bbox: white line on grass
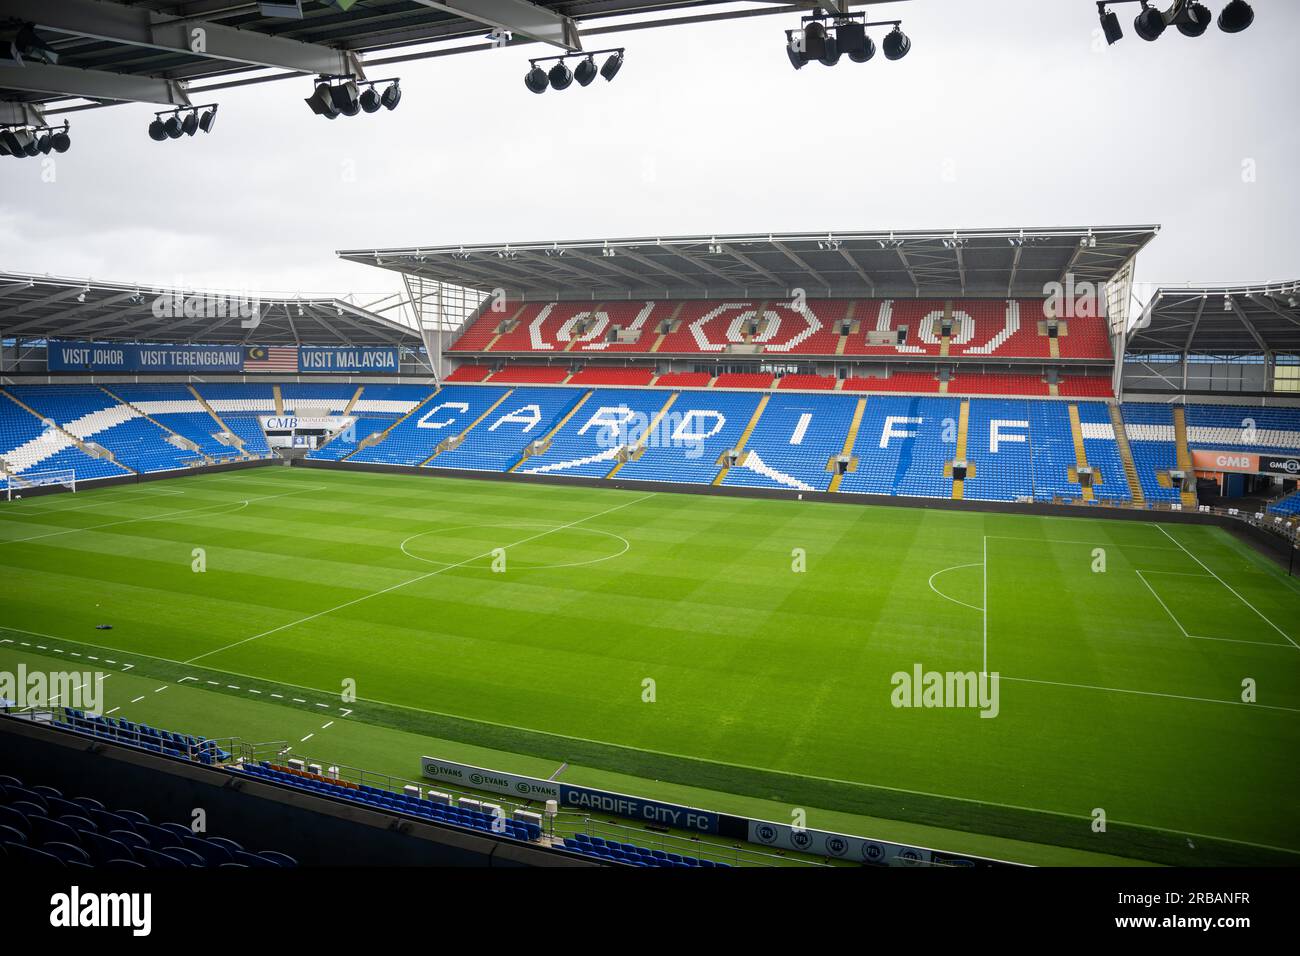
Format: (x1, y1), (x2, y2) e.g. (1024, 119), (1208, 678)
(0, 486), (324, 545)
(982, 535), (988, 673)
(1153, 524), (1299, 650)
(182, 491), (659, 665)
(1003, 675), (1300, 714)
(927, 563), (983, 612)
(1136, 570), (1296, 649)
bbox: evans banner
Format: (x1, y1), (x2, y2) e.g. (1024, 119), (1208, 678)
(420, 756), (560, 802)
(298, 346), (400, 373)
(48, 340), (244, 372)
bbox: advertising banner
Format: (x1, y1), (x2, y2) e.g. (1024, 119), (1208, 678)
(1191, 449), (1300, 478)
(48, 340), (244, 372)
(299, 346), (400, 373)
(558, 784), (718, 833)
(747, 819), (937, 865)
(419, 756), (560, 802)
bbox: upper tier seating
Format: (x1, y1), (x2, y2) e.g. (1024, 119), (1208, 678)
(1057, 375), (1113, 398)
(776, 373), (837, 390)
(567, 367), (655, 386)
(444, 365), (492, 383)
(652, 372), (711, 388)
(0, 769), (296, 869)
(842, 372), (940, 393)
(486, 365), (570, 384)
(713, 372), (775, 390)
(946, 372), (1049, 396)
(1183, 404), (1300, 454)
(450, 298), (1113, 359)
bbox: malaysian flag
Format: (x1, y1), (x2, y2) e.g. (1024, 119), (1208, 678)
(244, 346), (299, 372)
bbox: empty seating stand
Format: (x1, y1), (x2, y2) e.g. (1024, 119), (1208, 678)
(236, 762), (541, 844)
(561, 832), (732, 868)
(0, 770), (295, 868)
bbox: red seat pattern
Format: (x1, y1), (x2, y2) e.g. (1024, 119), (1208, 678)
(947, 372), (1049, 396)
(1057, 315), (1112, 359)
(713, 372), (774, 389)
(444, 365), (491, 383)
(777, 374), (837, 390)
(653, 372), (712, 388)
(449, 298), (1113, 360)
(842, 372), (940, 393)
(567, 366), (655, 386)
(485, 364), (570, 384)
(1057, 375), (1113, 397)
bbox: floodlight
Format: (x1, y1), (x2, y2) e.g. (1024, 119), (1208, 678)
(36, 131), (52, 154)
(1099, 7), (1124, 44)
(198, 108), (218, 133)
(600, 50), (623, 81)
(1218, 0), (1253, 33)
(331, 80), (361, 115)
(182, 111), (199, 136)
(525, 64), (549, 93)
(1175, 1), (1212, 36)
(574, 56), (598, 87)
(49, 128), (70, 153)
(360, 87), (382, 113)
(305, 82), (340, 118)
(549, 60), (573, 91)
(164, 115), (184, 139)
(0, 128), (30, 155)
(786, 31), (807, 70)
(1134, 2), (1167, 40)
(381, 81), (401, 110)
(882, 25), (911, 59)
(148, 118), (167, 141)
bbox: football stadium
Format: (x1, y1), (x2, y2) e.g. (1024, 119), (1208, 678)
(0, 0), (1296, 916)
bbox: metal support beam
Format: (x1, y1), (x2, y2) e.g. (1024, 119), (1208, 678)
(9, 0), (362, 77)
(408, 0), (582, 51)
(0, 64), (191, 106)
(0, 101), (47, 126)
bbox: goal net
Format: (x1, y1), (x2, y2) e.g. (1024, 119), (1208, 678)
(4, 468), (76, 501)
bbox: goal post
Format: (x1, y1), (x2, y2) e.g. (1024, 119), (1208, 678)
(4, 468), (76, 501)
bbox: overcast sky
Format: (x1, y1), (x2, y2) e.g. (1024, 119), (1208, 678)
(1, 0), (1296, 305)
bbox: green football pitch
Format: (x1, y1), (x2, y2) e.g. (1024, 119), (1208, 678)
(2, 466), (1297, 866)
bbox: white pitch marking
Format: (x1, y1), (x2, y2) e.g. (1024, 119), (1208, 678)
(1137, 570), (1295, 648)
(130, 696), (145, 704)
(1003, 675), (1300, 714)
(1153, 524), (1299, 650)
(927, 563), (984, 612)
(185, 492), (658, 665)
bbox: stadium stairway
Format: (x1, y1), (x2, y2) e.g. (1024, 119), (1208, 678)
(1066, 404), (1094, 502)
(421, 388), (516, 465)
(951, 399), (970, 500)
(825, 397), (867, 492)
(1107, 405), (1144, 506)
(340, 386), (444, 463)
(713, 393), (769, 485)
(1171, 406), (1200, 507)
(99, 385), (214, 465)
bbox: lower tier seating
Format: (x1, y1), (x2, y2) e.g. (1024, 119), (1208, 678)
(0, 770), (295, 868)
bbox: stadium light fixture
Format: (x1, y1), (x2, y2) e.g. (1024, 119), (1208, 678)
(1218, 0), (1253, 32)
(1134, 2), (1167, 40)
(305, 82), (340, 118)
(381, 80), (401, 110)
(523, 49), (624, 94)
(148, 105), (219, 143)
(0, 121), (69, 159)
(574, 56), (598, 87)
(1098, 6), (1125, 43)
(1094, 1), (1252, 44)
(786, 16), (906, 70)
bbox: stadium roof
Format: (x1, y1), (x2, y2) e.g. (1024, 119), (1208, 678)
(339, 225), (1160, 300)
(0, 1), (899, 121)
(0, 272), (417, 346)
(1127, 282), (1300, 356)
